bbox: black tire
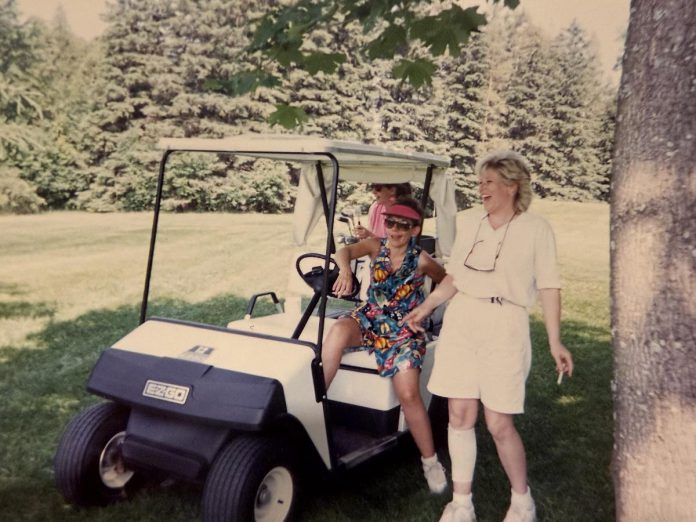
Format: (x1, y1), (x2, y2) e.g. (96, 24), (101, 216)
(202, 435), (298, 522)
(54, 402), (139, 506)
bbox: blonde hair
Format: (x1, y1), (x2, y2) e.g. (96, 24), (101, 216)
(476, 150), (533, 213)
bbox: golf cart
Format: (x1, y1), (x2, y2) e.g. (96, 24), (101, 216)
(54, 135), (456, 521)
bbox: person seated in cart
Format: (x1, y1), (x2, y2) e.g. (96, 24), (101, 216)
(322, 197), (448, 494)
(355, 182), (412, 239)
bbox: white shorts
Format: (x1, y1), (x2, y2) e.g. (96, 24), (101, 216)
(427, 293), (532, 414)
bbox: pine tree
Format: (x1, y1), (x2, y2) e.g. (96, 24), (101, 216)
(16, 8), (95, 209)
(80, 0), (294, 212)
(547, 22), (605, 200)
(285, 18), (374, 141)
(595, 87), (616, 202)
(501, 14), (562, 198)
(0, 0), (46, 212)
(442, 31), (489, 207)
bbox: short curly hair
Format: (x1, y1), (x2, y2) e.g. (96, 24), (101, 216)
(476, 150), (533, 213)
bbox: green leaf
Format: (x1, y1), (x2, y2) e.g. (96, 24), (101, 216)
(304, 52), (347, 75)
(366, 24), (408, 59)
(343, 0), (396, 32)
(392, 58), (437, 88)
(411, 16), (460, 56)
(268, 104), (309, 129)
(410, 6), (488, 57)
(271, 40), (304, 67)
(248, 17), (278, 51)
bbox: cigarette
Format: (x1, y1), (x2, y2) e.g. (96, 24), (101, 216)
(557, 371), (564, 385)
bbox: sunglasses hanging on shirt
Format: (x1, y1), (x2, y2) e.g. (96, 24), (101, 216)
(463, 213), (516, 272)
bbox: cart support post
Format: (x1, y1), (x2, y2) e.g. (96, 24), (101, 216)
(140, 150), (171, 324)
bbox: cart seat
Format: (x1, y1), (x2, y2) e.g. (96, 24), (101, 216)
(226, 313), (376, 370)
(226, 311), (434, 420)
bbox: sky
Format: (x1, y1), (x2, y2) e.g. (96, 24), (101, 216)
(17, 0), (630, 82)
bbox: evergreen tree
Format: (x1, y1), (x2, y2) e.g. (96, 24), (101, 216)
(80, 0), (293, 212)
(16, 8), (95, 209)
(595, 87), (616, 202)
(285, 18), (373, 141)
(442, 31), (489, 207)
(0, 0), (46, 212)
(501, 14), (562, 198)
(547, 22), (605, 200)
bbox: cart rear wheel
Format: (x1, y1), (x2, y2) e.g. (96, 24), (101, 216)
(54, 402), (139, 506)
(202, 435), (298, 522)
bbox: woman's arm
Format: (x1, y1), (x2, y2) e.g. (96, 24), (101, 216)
(332, 238), (379, 297)
(402, 274), (458, 332)
(418, 251), (446, 284)
(539, 288), (573, 377)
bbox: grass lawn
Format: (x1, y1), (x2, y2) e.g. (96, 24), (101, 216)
(0, 199), (612, 521)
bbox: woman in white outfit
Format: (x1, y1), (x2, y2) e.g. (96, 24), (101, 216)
(404, 151), (573, 522)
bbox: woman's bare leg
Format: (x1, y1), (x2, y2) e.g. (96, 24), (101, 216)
(483, 406), (528, 494)
(321, 318), (362, 389)
(392, 369), (434, 457)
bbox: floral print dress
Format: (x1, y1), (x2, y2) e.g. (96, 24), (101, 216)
(349, 238), (426, 377)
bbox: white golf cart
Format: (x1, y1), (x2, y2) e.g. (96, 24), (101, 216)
(54, 135), (456, 521)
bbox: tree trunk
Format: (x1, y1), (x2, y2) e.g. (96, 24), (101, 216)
(611, 0), (696, 520)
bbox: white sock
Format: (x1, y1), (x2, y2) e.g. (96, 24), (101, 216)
(421, 454), (439, 466)
(453, 492), (473, 506)
(511, 487), (533, 507)
(448, 425), (476, 483)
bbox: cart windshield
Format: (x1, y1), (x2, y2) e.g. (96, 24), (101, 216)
(142, 136), (454, 342)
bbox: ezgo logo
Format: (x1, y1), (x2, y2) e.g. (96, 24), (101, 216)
(142, 380), (189, 405)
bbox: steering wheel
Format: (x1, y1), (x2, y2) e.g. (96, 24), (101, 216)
(295, 253), (360, 299)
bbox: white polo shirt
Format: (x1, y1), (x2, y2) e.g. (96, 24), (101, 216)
(447, 210), (561, 309)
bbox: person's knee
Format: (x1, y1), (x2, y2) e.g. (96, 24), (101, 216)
(448, 401), (477, 429)
(485, 414), (516, 441)
(396, 386), (421, 407)
(324, 320), (356, 356)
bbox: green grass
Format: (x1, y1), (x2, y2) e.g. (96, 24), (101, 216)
(0, 200), (612, 521)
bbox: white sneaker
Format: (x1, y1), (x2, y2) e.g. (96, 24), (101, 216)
(422, 458), (447, 494)
(502, 499), (537, 522)
(438, 500), (476, 522)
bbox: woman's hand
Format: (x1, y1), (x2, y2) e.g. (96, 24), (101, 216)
(402, 304), (434, 333)
(550, 341), (574, 377)
(354, 225), (370, 240)
(332, 269), (354, 297)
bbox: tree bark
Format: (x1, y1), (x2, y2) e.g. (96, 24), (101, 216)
(611, 0), (696, 519)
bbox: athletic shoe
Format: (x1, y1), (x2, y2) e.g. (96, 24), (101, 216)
(438, 500), (476, 522)
(422, 458), (447, 493)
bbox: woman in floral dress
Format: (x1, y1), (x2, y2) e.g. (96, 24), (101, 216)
(322, 197), (448, 494)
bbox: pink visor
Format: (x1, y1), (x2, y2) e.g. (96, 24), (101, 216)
(382, 204), (421, 222)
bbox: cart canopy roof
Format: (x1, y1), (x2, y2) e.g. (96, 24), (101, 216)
(157, 134), (457, 255)
(157, 134), (450, 182)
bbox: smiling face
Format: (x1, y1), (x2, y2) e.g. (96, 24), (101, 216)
(384, 216), (420, 248)
(479, 167), (517, 216)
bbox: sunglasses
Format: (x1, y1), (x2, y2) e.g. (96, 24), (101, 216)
(463, 214), (514, 272)
(370, 184), (384, 191)
(384, 217), (414, 231)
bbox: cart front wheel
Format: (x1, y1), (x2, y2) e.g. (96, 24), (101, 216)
(202, 435), (298, 522)
(54, 402), (139, 506)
